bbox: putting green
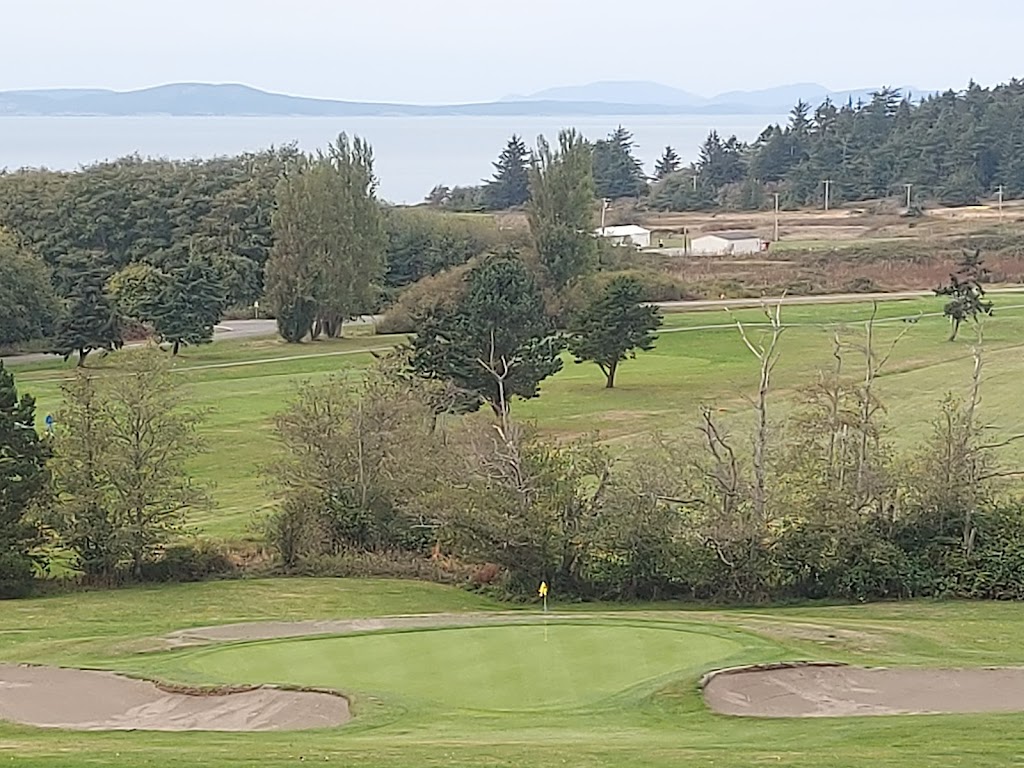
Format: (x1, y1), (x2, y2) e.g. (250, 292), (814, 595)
(167, 621), (742, 711)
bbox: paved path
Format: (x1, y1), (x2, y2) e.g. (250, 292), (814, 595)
(5, 291), (1022, 366)
(2, 316), (381, 366)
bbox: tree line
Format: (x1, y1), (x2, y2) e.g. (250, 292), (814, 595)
(431, 80), (1024, 213)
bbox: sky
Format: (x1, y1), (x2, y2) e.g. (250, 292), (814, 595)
(2, 0), (1020, 103)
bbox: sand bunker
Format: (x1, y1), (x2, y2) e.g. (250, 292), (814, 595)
(0, 664), (350, 731)
(703, 663), (1024, 717)
(162, 612), (569, 647)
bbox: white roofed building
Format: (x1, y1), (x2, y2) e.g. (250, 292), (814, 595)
(594, 224), (652, 249)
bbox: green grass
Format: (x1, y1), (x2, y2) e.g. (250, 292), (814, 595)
(8, 294), (1024, 540)
(142, 622), (746, 711)
(9, 579), (1024, 766)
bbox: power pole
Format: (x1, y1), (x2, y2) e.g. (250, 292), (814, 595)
(600, 198), (609, 234)
(998, 185), (1005, 221)
(692, 174), (698, 192)
(905, 183), (913, 209)
(823, 179), (832, 211)
(773, 192), (780, 242)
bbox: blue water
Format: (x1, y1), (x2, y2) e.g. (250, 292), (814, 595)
(0, 114), (781, 204)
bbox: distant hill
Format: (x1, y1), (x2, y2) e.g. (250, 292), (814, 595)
(503, 80), (708, 106)
(0, 81), (933, 118)
(512, 81), (930, 112)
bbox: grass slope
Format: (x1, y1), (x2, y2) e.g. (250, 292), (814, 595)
(8, 294), (1024, 540)
(7, 579), (1024, 767)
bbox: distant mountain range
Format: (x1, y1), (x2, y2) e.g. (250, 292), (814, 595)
(0, 81), (933, 118)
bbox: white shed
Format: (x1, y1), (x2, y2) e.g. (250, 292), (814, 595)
(594, 224), (652, 249)
(689, 231), (766, 256)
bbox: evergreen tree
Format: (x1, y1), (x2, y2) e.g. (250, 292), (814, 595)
(410, 253), (564, 415)
(148, 259), (227, 355)
(527, 129), (597, 290)
(52, 265), (123, 366)
(697, 131), (747, 193)
(935, 249), (994, 341)
(592, 126), (648, 199)
(0, 362), (49, 598)
(653, 146), (681, 180)
(568, 277), (662, 388)
(483, 135), (530, 210)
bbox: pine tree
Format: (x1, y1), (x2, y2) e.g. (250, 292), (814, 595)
(52, 265), (123, 366)
(410, 253), (564, 415)
(654, 146), (681, 180)
(149, 258), (227, 355)
(592, 126), (648, 199)
(0, 362), (50, 597)
(568, 277), (662, 388)
(935, 249), (993, 341)
(483, 135), (530, 210)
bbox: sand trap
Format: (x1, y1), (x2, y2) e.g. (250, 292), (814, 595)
(703, 663), (1024, 717)
(162, 612), (569, 647)
(0, 664), (350, 731)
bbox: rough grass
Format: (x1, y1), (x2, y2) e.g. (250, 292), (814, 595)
(8, 579), (1024, 767)
(8, 294), (1024, 541)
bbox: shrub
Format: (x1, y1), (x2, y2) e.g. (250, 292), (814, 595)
(0, 552), (34, 599)
(139, 543), (237, 583)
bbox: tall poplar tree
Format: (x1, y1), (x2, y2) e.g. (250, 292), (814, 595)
(265, 134), (385, 342)
(527, 129), (597, 290)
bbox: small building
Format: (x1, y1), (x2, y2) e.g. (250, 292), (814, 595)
(594, 224), (652, 249)
(689, 231), (767, 256)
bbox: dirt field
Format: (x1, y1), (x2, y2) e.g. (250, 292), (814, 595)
(0, 664), (350, 731)
(703, 663), (1024, 717)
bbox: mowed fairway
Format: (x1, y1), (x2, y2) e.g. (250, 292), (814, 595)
(8, 294), (1024, 540)
(9, 579), (1024, 767)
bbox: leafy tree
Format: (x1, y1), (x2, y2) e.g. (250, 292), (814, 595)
(568, 276), (662, 388)
(483, 135), (530, 210)
(592, 126), (648, 199)
(0, 232), (59, 347)
(654, 146), (681, 180)
(50, 350), (209, 578)
(383, 208), (501, 291)
(265, 135), (385, 342)
(410, 253), (564, 415)
(527, 129), (597, 290)
(265, 360), (447, 565)
(935, 249), (993, 341)
(52, 265), (123, 366)
(148, 259), (227, 355)
(0, 362), (50, 597)
(106, 262), (166, 322)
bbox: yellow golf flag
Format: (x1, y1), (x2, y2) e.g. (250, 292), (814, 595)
(538, 581), (548, 598)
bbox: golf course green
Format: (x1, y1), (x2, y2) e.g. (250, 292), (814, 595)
(146, 621), (746, 711)
(8, 579), (1024, 766)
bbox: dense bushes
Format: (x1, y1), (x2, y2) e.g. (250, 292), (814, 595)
(265, 310), (1024, 604)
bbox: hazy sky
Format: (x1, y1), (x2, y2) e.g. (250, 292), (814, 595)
(3, 0), (1019, 102)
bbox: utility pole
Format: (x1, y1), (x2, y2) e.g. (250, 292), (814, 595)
(692, 174), (698, 192)
(998, 185), (1005, 221)
(600, 198), (609, 235)
(905, 183), (913, 209)
(773, 192), (780, 242)
(823, 179), (832, 211)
